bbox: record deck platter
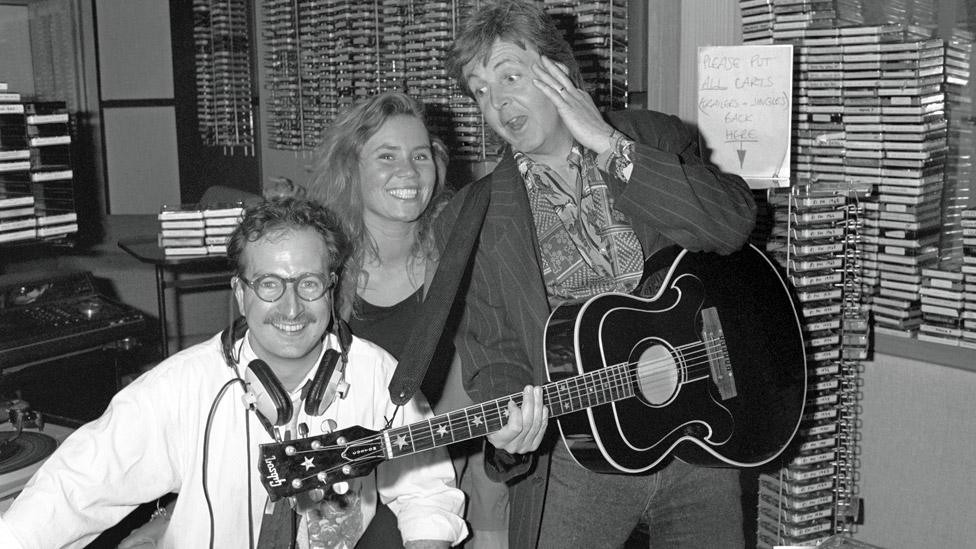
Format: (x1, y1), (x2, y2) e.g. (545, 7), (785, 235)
(0, 431), (57, 475)
(0, 398), (64, 499)
(0, 422), (72, 503)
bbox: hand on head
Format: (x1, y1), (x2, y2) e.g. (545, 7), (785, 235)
(531, 55), (618, 156)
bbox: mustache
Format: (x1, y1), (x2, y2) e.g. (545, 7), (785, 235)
(263, 313), (318, 325)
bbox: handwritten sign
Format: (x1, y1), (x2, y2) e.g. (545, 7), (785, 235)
(697, 45), (793, 189)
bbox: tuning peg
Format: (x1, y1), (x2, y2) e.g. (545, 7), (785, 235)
(332, 482), (349, 495)
(291, 488), (325, 513)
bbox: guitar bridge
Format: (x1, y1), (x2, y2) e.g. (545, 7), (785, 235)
(701, 307), (737, 400)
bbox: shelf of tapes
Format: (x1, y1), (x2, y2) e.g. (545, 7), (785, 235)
(759, 189), (866, 548)
(910, 31), (975, 347)
(0, 95), (77, 245)
(963, 209), (976, 346)
(544, 0), (628, 111)
(259, 0), (627, 160)
(739, 1), (973, 545)
(193, 0), (256, 153)
(741, 8), (969, 346)
(916, 207), (976, 348)
(939, 31), (974, 261)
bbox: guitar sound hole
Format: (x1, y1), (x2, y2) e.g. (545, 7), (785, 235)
(636, 343), (678, 406)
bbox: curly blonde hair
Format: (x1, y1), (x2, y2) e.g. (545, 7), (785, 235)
(305, 91), (450, 319)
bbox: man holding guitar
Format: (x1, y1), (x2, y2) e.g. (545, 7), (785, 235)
(435, 1), (763, 547)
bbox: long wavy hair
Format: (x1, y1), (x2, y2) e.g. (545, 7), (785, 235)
(305, 91), (448, 320)
(446, 0), (584, 96)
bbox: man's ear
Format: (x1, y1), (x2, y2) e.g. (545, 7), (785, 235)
(232, 277), (246, 316)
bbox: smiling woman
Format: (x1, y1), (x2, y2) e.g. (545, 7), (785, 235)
(306, 91), (510, 549)
(306, 92), (445, 322)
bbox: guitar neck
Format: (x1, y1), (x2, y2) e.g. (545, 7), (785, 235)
(386, 363), (634, 460)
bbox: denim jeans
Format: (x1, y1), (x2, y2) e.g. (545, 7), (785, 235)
(537, 443), (744, 548)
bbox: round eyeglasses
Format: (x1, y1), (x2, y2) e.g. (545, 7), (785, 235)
(237, 272), (336, 303)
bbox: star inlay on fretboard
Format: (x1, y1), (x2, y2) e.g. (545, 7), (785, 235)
(395, 434), (408, 450)
(471, 415), (483, 427)
(436, 424), (448, 437)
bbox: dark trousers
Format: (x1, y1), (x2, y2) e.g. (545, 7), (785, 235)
(537, 444), (744, 548)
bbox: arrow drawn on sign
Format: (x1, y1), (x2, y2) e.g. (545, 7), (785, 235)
(724, 138), (757, 171)
(736, 143), (747, 169)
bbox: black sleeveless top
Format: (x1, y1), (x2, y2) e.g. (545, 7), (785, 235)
(347, 287), (424, 360)
(347, 285), (454, 405)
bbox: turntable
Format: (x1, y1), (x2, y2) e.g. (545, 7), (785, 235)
(0, 430), (57, 475)
(0, 399), (73, 506)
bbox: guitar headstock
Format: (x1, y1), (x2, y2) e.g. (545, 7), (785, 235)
(257, 425), (384, 501)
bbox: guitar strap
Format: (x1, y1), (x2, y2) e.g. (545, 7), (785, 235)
(256, 498), (296, 549)
(388, 180), (491, 406)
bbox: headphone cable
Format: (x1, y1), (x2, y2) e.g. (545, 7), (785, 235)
(202, 377), (255, 549)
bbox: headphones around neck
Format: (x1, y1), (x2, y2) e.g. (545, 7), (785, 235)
(220, 315), (352, 431)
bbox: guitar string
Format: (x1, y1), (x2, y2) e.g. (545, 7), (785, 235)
(282, 337), (735, 486)
(400, 336), (731, 450)
(299, 337), (728, 460)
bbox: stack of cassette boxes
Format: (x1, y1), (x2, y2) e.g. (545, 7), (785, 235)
(0, 85), (77, 244)
(158, 202), (243, 256)
(737, 0), (952, 545)
(761, 191), (852, 547)
(962, 210), (976, 346)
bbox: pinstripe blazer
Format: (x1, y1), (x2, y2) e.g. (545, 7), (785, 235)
(435, 109), (757, 548)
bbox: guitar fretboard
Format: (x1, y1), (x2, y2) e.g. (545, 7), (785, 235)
(385, 362), (637, 459)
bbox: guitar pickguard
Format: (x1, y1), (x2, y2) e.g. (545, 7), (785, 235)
(588, 273), (735, 467)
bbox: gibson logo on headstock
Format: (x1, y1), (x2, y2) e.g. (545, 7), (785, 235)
(263, 455), (285, 487)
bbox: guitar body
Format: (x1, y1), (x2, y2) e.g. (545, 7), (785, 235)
(545, 243), (807, 473)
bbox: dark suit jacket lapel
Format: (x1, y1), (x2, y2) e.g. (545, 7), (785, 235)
(485, 152), (551, 384)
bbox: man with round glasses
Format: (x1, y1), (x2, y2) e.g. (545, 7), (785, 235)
(0, 197), (466, 548)
(236, 271), (336, 303)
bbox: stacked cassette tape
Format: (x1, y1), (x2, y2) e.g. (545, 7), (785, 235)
(544, 0), (628, 111)
(738, 0), (865, 45)
(25, 102), (77, 240)
(914, 260), (967, 345)
(760, 188), (862, 548)
(0, 92), (77, 245)
(158, 202), (244, 256)
(193, 0), (256, 154)
(0, 85), (35, 244)
(261, 0), (302, 149)
(259, 0), (627, 159)
(963, 210), (976, 346)
(739, 0), (976, 543)
(937, 30), (975, 263)
(741, 2), (976, 544)
(851, 29), (949, 339)
(736, 1), (959, 545)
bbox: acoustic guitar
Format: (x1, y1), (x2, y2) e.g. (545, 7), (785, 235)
(258, 243), (807, 501)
